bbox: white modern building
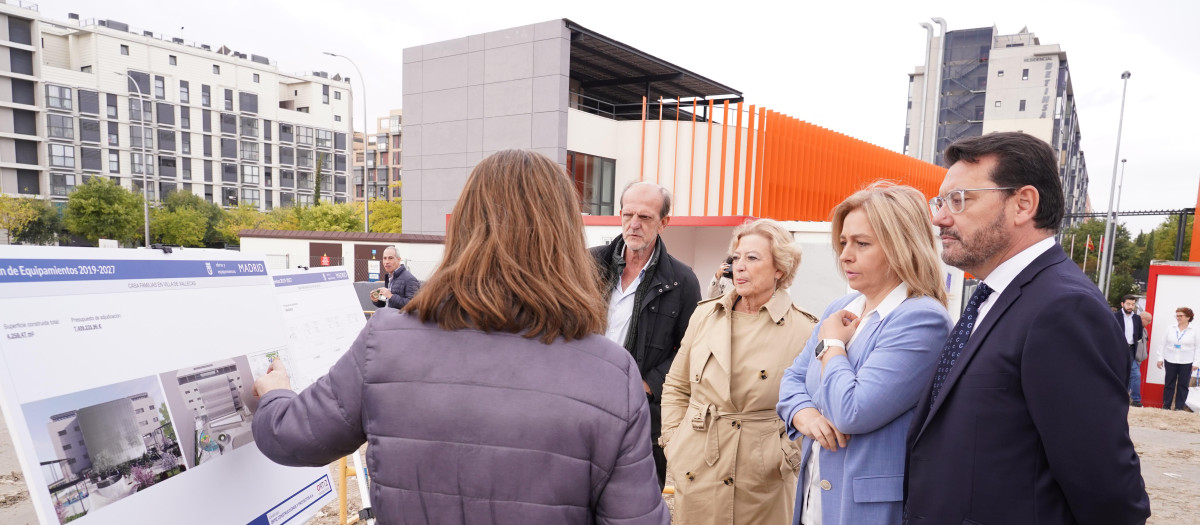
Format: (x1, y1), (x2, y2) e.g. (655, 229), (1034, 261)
(905, 23), (1090, 226)
(45, 392), (160, 478)
(0, 2), (354, 210)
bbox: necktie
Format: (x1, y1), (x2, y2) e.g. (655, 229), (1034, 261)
(930, 283), (994, 403)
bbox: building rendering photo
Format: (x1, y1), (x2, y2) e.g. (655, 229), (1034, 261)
(160, 357), (257, 468)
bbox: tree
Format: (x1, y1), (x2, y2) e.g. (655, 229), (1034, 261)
(0, 195), (40, 243)
(216, 204), (270, 245)
(297, 202), (363, 232)
(265, 205), (303, 230)
(313, 152), (327, 206)
(64, 177), (144, 245)
(364, 198), (402, 233)
(1060, 219), (1138, 305)
(13, 199), (65, 245)
(158, 405), (176, 443)
(150, 206), (207, 246)
(161, 191), (225, 245)
(1149, 214), (1193, 261)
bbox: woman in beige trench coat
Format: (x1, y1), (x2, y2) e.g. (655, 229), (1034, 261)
(661, 219), (818, 523)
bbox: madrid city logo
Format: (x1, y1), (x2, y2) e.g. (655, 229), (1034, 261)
(205, 262), (213, 276)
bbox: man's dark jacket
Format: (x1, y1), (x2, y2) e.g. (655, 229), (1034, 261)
(1115, 308), (1144, 358)
(372, 264), (420, 309)
(590, 236), (701, 402)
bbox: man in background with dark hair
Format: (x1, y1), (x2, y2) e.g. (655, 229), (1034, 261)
(1118, 294), (1145, 406)
(592, 181), (701, 490)
(906, 132), (1150, 524)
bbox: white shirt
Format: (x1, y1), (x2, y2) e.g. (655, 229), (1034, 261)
(603, 255), (652, 345)
(800, 284), (909, 525)
(1156, 323), (1200, 366)
(972, 237), (1056, 334)
(1122, 310), (1136, 345)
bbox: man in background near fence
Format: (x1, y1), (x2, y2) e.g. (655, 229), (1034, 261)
(1118, 295), (1145, 407)
(372, 246), (421, 310)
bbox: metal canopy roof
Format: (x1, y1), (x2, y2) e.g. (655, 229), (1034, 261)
(565, 19), (741, 120)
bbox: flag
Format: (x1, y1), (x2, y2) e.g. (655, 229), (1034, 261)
(1086, 234), (1094, 251)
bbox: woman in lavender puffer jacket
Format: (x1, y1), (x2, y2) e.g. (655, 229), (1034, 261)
(252, 150), (669, 524)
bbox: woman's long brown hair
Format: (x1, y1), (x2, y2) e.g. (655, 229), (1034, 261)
(403, 150), (606, 343)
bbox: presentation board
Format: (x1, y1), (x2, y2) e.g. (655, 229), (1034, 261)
(0, 246), (334, 525)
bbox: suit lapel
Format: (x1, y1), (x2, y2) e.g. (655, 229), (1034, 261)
(914, 247), (1066, 442)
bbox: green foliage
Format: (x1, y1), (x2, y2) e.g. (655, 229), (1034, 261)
(265, 205), (303, 230)
(365, 198), (402, 233)
(298, 202), (363, 232)
(64, 177), (144, 245)
(158, 405), (176, 442)
(217, 204), (271, 245)
(161, 191), (225, 245)
(150, 206), (207, 247)
(1149, 214), (1193, 261)
(0, 195), (40, 241)
(314, 152), (326, 206)
(14, 199), (65, 245)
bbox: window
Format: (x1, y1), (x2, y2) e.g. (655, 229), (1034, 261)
(296, 126), (314, 146)
(334, 91), (341, 100)
(57, 430), (67, 436)
(220, 113), (237, 134)
(180, 107), (190, 129)
(182, 132), (191, 154)
(567, 151), (616, 215)
(109, 151), (119, 172)
(253, 73), (260, 83)
(240, 141), (259, 162)
(224, 89), (233, 111)
(322, 85), (330, 104)
(50, 144), (75, 168)
(129, 99), (152, 122)
(132, 152), (155, 174)
(997, 70), (1004, 77)
(80, 118), (100, 143)
(180, 81), (190, 104)
(154, 76), (165, 99)
(334, 115), (341, 122)
(316, 129), (332, 149)
(1022, 68), (1029, 80)
(241, 165), (260, 184)
(106, 93), (118, 118)
(62, 444), (72, 451)
(213, 64), (221, 74)
(240, 116), (259, 137)
(48, 114), (73, 139)
(130, 126), (153, 149)
(994, 100), (1001, 107)
(108, 121), (119, 146)
(241, 188), (260, 207)
(46, 85), (72, 110)
(120, 44), (129, 55)
(50, 173), (76, 196)
(201, 85), (211, 107)
(279, 124), (293, 143)
(80, 65), (92, 73)
(169, 55), (177, 65)
(298, 149), (314, 168)
(298, 172), (313, 189)
(1019, 99), (1027, 111)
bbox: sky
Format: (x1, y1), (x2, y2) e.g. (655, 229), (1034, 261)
(39, 0), (1200, 234)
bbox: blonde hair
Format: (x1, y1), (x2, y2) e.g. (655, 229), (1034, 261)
(727, 218), (801, 290)
(830, 181), (948, 306)
(404, 150), (606, 343)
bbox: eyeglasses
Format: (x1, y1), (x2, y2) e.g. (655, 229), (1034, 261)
(929, 187), (1017, 215)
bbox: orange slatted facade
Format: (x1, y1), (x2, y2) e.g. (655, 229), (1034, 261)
(655, 105), (946, 221)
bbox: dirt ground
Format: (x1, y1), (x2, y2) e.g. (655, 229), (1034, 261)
(1, 406), (1196, 524)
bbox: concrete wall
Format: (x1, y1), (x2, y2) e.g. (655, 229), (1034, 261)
(401, 19), (570, 234)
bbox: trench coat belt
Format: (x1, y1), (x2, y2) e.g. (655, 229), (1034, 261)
(689, 399), (781, 467)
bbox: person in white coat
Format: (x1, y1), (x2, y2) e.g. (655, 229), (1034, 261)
(1154, 306), (1200, 411)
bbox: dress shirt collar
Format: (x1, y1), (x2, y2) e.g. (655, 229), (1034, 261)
(844, 282), (910, 322)
(978, 236), (1056, 298)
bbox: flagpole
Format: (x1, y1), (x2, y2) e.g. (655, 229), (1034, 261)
(1070, 234), (1076, 260)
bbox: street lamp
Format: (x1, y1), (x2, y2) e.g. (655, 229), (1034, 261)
(322, 51), (369, 232)
(117, 71), (151, 247)
(1098, 71), (1131, 300)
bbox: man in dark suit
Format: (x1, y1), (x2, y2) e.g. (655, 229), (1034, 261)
(1118, 295), (1145, 406)
(904, 132), (1150, 524)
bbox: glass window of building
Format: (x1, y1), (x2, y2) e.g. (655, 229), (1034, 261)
(241, 165), (260, 184)
(567, 151), (616, 216)
(50, 144), (75, 168)
(46, 85), (72, 110)
(240, 141), (259, 162)
(47, 114), (73, 139)
(240, 117), (259, 137)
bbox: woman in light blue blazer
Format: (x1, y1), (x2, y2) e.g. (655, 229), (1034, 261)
(777, 183), (952, 525)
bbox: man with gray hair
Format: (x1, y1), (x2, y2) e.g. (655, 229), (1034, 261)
(591, 181), (701, 489)
(372, 246), (420, 310)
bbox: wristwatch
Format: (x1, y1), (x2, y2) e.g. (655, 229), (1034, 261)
(815, 339), (846, 359)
